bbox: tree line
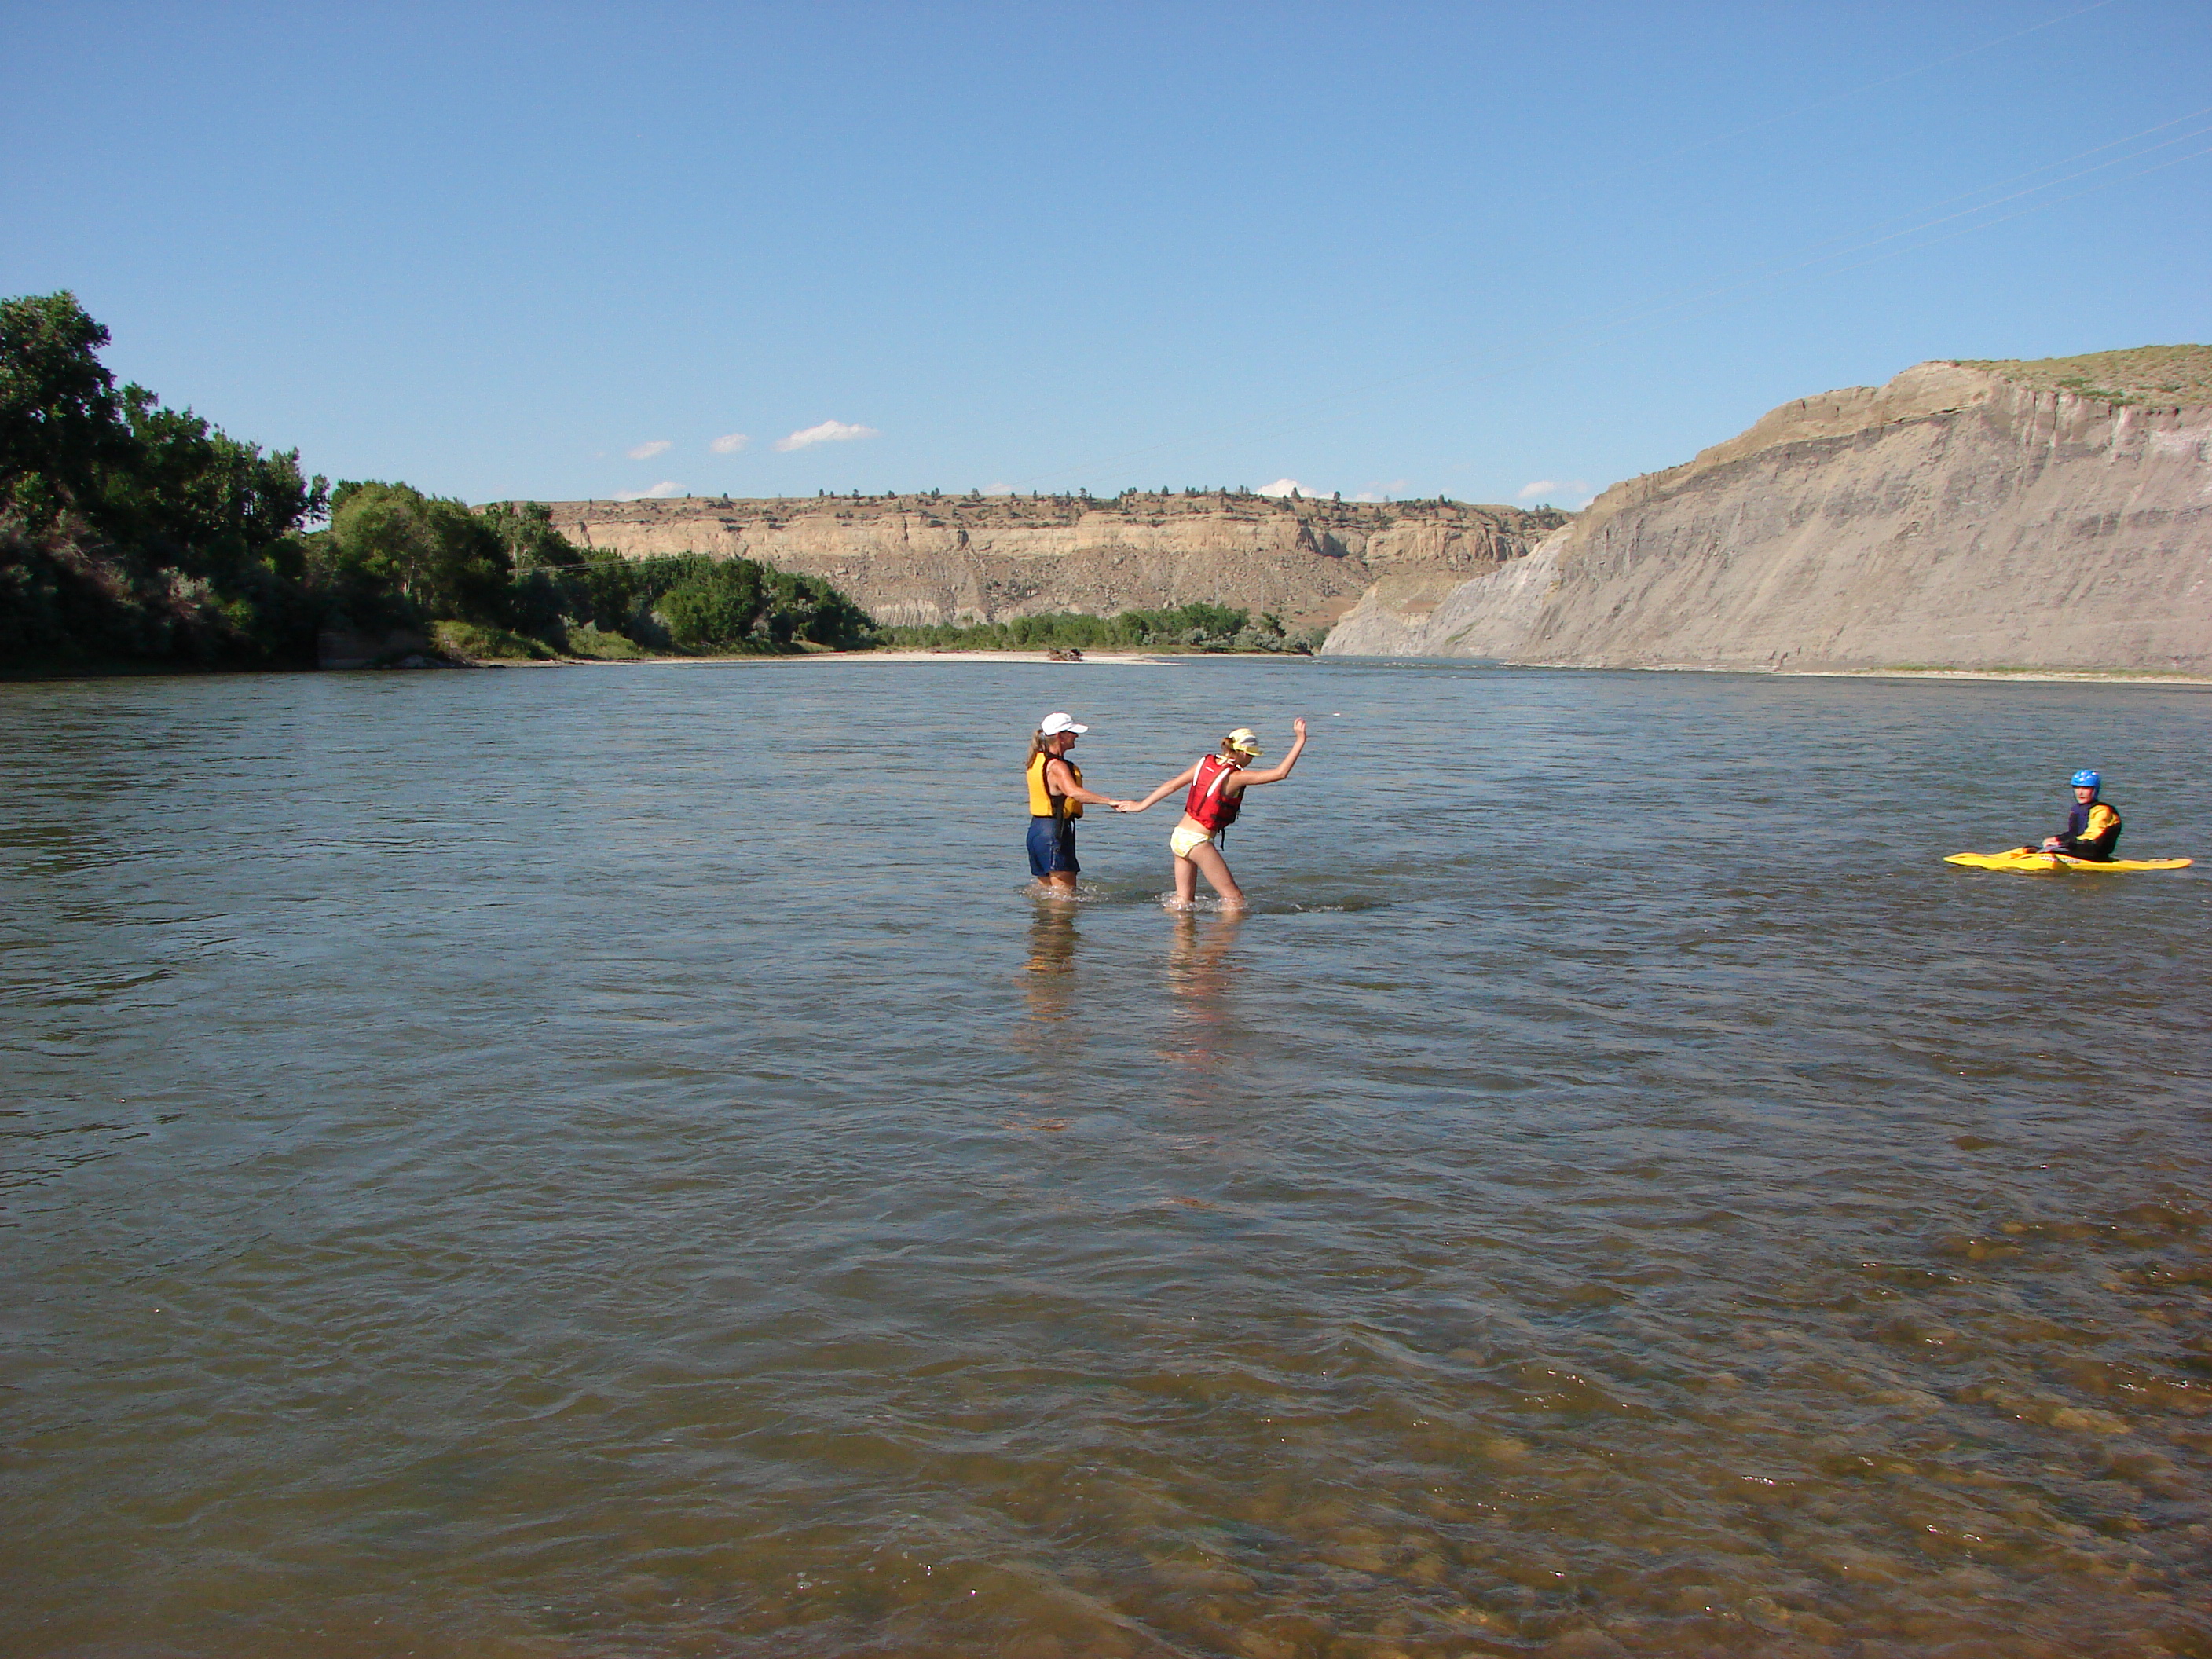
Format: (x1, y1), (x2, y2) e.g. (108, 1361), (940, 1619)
(0, 291), (877, 669)
(884, 604), (1324, 654)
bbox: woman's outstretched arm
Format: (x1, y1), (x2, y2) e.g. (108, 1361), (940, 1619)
(1044, 757), (1129, 809)
(1119, 763), (1198, 812)
(1229, 719), (1308, 789)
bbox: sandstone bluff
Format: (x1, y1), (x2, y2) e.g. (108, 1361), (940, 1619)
(539, 493), (1567, 631)
(1325, 346), (2212, 675)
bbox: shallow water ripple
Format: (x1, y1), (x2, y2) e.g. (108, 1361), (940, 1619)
(2, 661), (2207, 1657)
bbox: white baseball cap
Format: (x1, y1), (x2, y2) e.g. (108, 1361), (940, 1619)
(1039, 712), (1089, 735)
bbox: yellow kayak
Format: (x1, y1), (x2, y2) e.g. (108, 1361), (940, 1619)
(1946, 849), (2194, 874)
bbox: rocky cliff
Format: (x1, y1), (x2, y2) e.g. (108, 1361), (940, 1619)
(537, 493), (1566, 629)
(1324, 346), (2212, 674)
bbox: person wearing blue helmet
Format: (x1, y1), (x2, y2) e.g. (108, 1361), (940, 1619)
(2031, 769), (2122, 861)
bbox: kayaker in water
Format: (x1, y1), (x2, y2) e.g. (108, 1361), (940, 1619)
(1119, 719), (1308, 909)
(2031, 769), (2122, 862)
(1025, 712), (1131, 895)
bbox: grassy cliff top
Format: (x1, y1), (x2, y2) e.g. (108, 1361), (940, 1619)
(1952, 344), (2212, 406)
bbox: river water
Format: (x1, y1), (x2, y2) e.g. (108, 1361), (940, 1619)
(3, 658), (2207, 1659)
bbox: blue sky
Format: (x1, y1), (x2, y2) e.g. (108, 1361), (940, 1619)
(5, 2), (2207, 508)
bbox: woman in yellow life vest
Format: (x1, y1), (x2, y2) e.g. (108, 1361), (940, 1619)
(1026, 712), (1131, 895)
(1119, 718), (1307, 910)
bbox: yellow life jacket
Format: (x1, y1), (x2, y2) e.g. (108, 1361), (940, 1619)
(1026, 749), (1083, 819)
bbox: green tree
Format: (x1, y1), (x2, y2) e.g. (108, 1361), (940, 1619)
(0, 291), (134, 524)
(661, 559), (768, 650)
(3, 291), (328, 665)
(2, 291), (883, 670)
(1168, 601), (1247, 639)
(312, 482), (512, 625)
(479, 500), (579, 571)
(104, 388), (323, 581)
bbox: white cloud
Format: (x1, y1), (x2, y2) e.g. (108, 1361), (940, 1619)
(1518, 478), (1588, 500)
(1255, 478), (1317, 498)
(1350, 478), (1409, 503)
(614, 481), (685, 500)
(710, 432), (750, 455)
(983, 482), (1014, 495)
(774, 419), (880, 452)
(627, 439), (673, 461)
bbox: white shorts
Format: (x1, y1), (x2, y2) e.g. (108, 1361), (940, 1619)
(1170, 824), (1216, 860)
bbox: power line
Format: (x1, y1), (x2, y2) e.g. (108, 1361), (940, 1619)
(1010, 103), (2212, 487)
(1578, 0), (2126, 188)
(908, 2), (2139, 482)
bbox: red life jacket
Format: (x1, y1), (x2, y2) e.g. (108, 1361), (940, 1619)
(1184, 753), (1243, 832)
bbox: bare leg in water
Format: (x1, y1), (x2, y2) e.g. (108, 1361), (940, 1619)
(1174, 839), (1244, 909)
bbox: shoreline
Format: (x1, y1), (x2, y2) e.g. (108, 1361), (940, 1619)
(12, 650), (2202, 683)
(1805, 666), (2212, 687)
(0, 646), (1303, 680)
(483, 646), (1325, 668)
(1443, 657), (2212, 688)
(499, 648), (1185, 668)
(790, 648), (1177, 665)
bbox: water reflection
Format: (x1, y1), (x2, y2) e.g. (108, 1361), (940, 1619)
(1163, 908), (1243, 1074)
(1017, 898), (1081, 1039)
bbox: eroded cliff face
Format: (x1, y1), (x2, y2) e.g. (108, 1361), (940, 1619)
(1325, 357), (2212, 673)
(538, 494), (1566, 628)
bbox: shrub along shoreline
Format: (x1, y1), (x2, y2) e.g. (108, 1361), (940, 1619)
(1, 291), (876, 674)
(881, 605), (1323, 656)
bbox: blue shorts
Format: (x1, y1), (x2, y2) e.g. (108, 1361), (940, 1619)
(1027, 815), (1078, 878)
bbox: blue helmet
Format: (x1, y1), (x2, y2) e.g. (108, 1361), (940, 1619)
(2070, 769), (2101, 790)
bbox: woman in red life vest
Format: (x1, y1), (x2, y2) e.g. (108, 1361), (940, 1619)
(1119, 719), (1307, 909)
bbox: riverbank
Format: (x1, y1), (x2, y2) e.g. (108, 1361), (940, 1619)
(1508, 661), (2212, 687)
(16, 650), (2200, 682)
(0, 646), (1322, 679)
(1820, 665), (2212, 686)
(661, 649), (1180, 667)
(1605, 662), (2212, 687)
(458, 647), (1179, 668)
